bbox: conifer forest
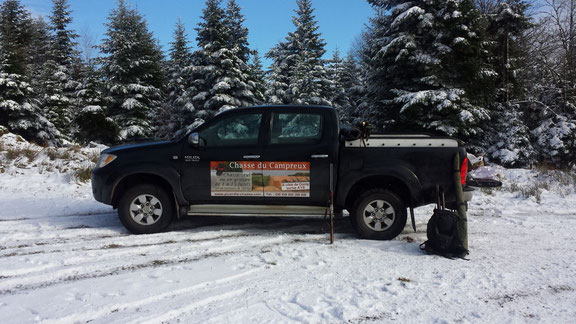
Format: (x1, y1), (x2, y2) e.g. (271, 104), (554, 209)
(0, 0), (575, 168)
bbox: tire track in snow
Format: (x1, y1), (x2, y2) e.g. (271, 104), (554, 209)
(0, 232), (256, 258)
(0, 249), (239, 295)
(0, 217), (333, 256)
(0, 216), (330, 247)
(0, 234), (325, 295)
(41, 237), (330, 324)
(0, 211), (114, 222)
(130, 289), (249, 324)
(123, 238), (337, 324)
(38, 268), (262, 324)
(0, 232), (260, 278)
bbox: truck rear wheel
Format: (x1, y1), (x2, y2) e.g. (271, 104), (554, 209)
(118, 184), (174, 234)
(352, 189), (407, 240)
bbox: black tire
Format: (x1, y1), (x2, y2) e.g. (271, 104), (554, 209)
(118, 184), (174, 234)
(351, 189), (407, 240)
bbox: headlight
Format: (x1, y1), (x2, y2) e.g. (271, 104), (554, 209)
(96, 154), (117, 168)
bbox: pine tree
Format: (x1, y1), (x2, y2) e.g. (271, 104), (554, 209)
(0, 0), (33, 76)
(35, 0), (81, 142)
(156, 18), (195, 138)
(340, 54), (368, 124)
(326, 50), (348, 110)
(50, 0), (78, 68)
(266, 0), (331, 106)
(248, 50), (266, 104)
(74, 62), (118, 144)
(265, 40), (292, 104)
(99, 0), (165, 142)
(364, 0), (489, 138)
(0, 0), (59, 144)
(28, 17), (51, 87)
(485, 102), (535, 167)
(225, 0), (250, 62)
(221, 0), (258, 107)
(360, 9), (393, 126)
(484, 0), (531, 101)
(190, 0), (257, 117)
(479, 1), (535, 165)
(38, 59), (73, 140)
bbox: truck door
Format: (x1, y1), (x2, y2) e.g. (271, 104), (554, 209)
(180, 112), (264, 204)
(261, 111), (332, 206)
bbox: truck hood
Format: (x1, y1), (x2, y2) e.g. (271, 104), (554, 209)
(102, 140), (173, 154)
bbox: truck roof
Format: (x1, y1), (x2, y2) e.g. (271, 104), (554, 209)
(221, 105), (335, 114)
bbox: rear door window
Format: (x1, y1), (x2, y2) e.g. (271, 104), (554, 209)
(270, 113), (323, 145)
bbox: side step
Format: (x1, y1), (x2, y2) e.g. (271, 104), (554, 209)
(187, 205), (327, 217)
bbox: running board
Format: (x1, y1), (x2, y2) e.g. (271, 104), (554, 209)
(187, 204), (326, 217)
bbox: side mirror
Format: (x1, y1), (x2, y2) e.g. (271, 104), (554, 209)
(188, 132), (200, 146)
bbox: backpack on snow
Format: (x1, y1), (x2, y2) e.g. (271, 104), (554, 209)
(420, 208), (468, 259)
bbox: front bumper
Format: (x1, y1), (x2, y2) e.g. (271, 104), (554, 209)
(91, 168), (114, 205)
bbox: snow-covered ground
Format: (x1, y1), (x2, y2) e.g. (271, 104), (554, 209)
(1, 133), (576, 323)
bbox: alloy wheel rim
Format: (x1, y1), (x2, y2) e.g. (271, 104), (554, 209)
(129, 194), (163, 225)
(362, 199), (395, 231)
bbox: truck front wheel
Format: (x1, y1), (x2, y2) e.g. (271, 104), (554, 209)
(352, 189), (407, 240)
(118, 184), (174, 234)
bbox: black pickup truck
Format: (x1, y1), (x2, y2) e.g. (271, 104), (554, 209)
(92, 105), (471, 240)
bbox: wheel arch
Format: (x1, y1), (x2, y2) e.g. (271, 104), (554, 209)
(111, 173), (178, 212)
(342, 174), (418, 212)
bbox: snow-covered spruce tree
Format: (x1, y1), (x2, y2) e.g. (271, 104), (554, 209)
(190, 0), (257, 118)
(340, 54), (369, 125)
(531, 113), (576, 167)
(479, 1), (536, 165)
(28, 18), (51, 83)
(189, 0), (227, 116)
(325, 50), (348, 111)
(364, 0), (489, 139)
(225, 0), (266, 105)
(265, 40), (293, 104)
(156, 18), (195, 138)
(0, 0), (59, 145)
(36, 0), (81, 141)
(484, 0), (531, 101)
(37, 59), (73, 141)
(99, 0), (165, 142)
(248, 50), (266, 104)
(225, 0), (250, 62)
(266, 0), (332, 106)
(74, 62), (118, 145)
(222, 0), (260, 107)
(485, 102), (535, 167)
(0, 0), (32, 77)
(326, 49), (369, 124)
(360, 7), (405, 127)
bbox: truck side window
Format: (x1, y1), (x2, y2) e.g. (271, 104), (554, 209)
(270, 113), (322, 145)
(199, 113), (262, 147)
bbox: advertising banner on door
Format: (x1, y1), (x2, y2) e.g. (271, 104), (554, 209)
(210, 161), (310, 197)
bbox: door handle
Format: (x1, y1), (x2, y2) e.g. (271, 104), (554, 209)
(311, 154), (329, 159)
(243, 155), (261, 159)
